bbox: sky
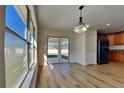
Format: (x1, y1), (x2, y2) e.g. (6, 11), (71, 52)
(5, 5), (26, 38)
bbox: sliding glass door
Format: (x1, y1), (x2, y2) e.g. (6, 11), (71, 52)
(47, 37), (69, 64)
(60, 38), (69, 63)
(48, 37), (59, 63)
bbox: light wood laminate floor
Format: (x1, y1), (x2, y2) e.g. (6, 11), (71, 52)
(36, 62), (124, 88)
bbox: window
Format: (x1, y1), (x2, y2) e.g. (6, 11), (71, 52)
(5, 5), (37, 87)
(5, 5), (26, 38)
(5, 31), (28, 88)
(5, 5), (28, 88)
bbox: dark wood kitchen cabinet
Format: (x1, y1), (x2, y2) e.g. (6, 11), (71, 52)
(109, 51), (124, 62)
(109, 51), (113, 61)
(97, 33), (107, 40)
(120, 32), (124, 45)
(107, 34), (115, 46)
(101, 31), (124, 63)
(112, 51), (117, 62)
(119, 51), (124, 62)
(115, 33), (121, 45)
(107, 32), (124, 45)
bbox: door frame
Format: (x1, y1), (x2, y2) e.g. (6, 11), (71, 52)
(47, 36), (70, 64)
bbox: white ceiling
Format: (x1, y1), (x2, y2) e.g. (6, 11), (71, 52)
(37, 5), (124, 33)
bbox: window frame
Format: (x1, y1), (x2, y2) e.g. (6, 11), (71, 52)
(26, 6), (36, 69)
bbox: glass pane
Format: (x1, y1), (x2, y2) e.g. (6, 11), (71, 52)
(60, 38), (69, 62)
(48, 37), (59, 64)
(5, 5), (26, 38)
(29, 34), (33, 44)
(34, 48), (37, 64)
(30, 19), (34, 34)
(29, 43), (34, 67)
(27, 21), (33, 44)
(28, 16), (34, 44)
(5, 32), (28, 88)
(34, 31), (37, 47)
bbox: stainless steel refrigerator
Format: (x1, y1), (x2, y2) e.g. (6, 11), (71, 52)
(97, 40), (109, 64)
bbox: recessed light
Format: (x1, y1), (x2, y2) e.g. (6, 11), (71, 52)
(107, 23), (110, 26)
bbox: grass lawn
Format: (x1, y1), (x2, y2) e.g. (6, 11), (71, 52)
(48, 53), (68, 59)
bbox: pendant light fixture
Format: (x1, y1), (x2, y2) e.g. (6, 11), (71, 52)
(73, 5), (90, 33)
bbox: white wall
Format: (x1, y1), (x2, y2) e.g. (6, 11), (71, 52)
(0, 6), (6, 88)
(85, 30), (97, 65)
(70, 32), (86, 65)
(70, 29), (97, 65)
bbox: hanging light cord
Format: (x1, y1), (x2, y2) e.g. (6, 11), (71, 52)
(79, 6), (84, 24)
(79, 5), (89, 29)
